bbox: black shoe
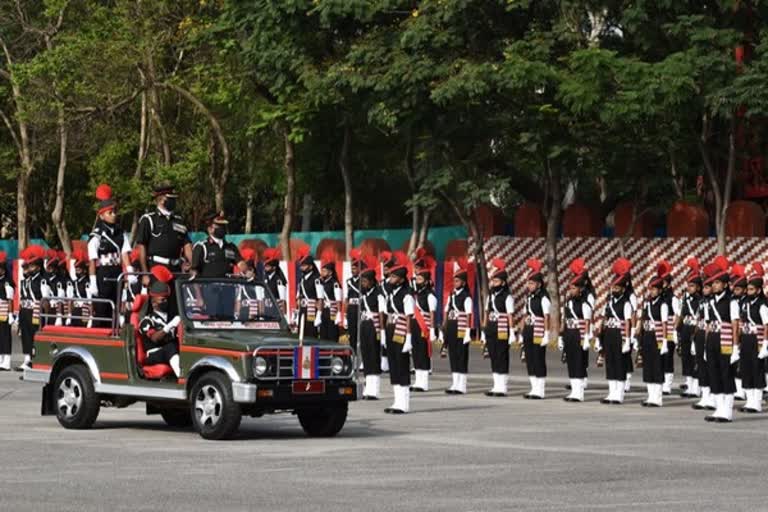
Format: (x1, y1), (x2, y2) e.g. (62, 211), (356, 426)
(680, 383), (688, 391)
(0, 367), (10, 372)
(610, 400), (622, 405)
(384, 407), (393, 414)
(362, 395), (379, 401)
(641, 401), (650, 407)
(485, 391), (496, 397)
(706, 405), (717, 411)
(740, 407), (758, 414)
(528, 395), (543, 400)
(704, 415), (717, 422)
(692, 403), (706, 410)
(647, 403), (661, 408)
(445, 389), (458, 395)
(715, 417), (732, 423)
(735, 395), (746, 401)
(663, 391), (671, 396)
(390, 409), (406, 415)
(600, 398), (612, 404)
(564, 384), (572, 390)
(410, 386), (426, 392)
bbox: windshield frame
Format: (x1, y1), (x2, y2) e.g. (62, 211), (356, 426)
(175, 276), (289, 332)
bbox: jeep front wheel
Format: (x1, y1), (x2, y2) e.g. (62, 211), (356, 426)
(190, 371), (241, 440)
(54, 364), (100, 430)
(297, 402), (348, 437)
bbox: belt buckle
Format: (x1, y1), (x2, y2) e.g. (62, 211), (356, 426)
(489, 312), (498, 321)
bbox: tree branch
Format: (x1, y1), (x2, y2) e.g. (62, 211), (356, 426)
(0, 109), (21, 153)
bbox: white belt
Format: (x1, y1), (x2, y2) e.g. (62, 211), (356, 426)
(683, 316), (697, 326)
(362, 312), (378, 321)
(149, 255), (181, 266)
(565, 318), (582, 329)
(604, 318), (623, 329)
(642, 320), (656, 330)
(348, 298), (359, 306)
(99, 254), (121, 266)
(742, 324), (759, 335)
(488, 312), (500, 321)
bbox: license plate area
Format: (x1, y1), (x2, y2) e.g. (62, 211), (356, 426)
(292, 380), (325, 395)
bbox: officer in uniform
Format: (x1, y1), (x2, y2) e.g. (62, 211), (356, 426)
(378, 251), (395, 372)
(358, 256), (385, 400)
(520, 258), (551, 399)
(702, 256), (739, 422)
(482, 259), (514, 397)
(443, 261), (473, 395)
(599, 258), (633, 405)
(135, 181), (193, 284)
(295, 247), (324, 338)
(383, 253), (414, 414)
(411, 255), (437, 393)
(318, 258), (342, 342)
(191, 212), (242, 278)
(692, 272), (716, 410)
(659, 264), (679, 395)
(0, 252), (15, 371)
(677, 258), (702, 398)
(637, 263), (670, 407)
(730, 264), (748, 401)
(262, 248), (287, 314)
(234, 249), (266, 321)
(17, 245), (50, 371)
(88, 184), (133, 326)
(67, 249), (93, 327)
(345, 248), (364, 355)
(44, 249), (67, 326)
(138, 266), (181, 377)
(738, 263), (768, 413)
(560, 265), (592, 403)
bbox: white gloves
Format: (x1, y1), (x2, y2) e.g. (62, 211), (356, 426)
(540, 332), (550, 347)
(508, 328), (515, 345)
(343, 316), (348, 330)
(631, 337), (639, 352)
(313, 313), (323, 327)
(8, 314), (17, 326)
(65, 317), (72, 326)
(557, 336), (564, 351)
(463, 330), (471, 345)
(480, 331), (487, 344)
(402, 334), (412, 353)
(54, 317), (62, 327)
(759, 340), (768, 360)
(163, 316), (182, 333)
(438, 330), (444, 343)
(730, 345), (740, 365)
(589, 336), (599, 352)
(89, 275), (99, 297)
(380, 329), (387, 346)
(691, 342), (696, 357)
(672, 330), (678, 344)
(660, 341), (669, 355)
(127, 274), (138, 285)
(517, 333), (524, 345)
(622, 338), (630, 354)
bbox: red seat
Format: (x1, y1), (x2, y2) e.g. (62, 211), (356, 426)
(130, 295), (175, 380)
(41, 325), (114, 337)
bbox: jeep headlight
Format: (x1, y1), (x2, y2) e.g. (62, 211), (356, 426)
(253, 356), (268, 377)
(330, 356), (345, 375)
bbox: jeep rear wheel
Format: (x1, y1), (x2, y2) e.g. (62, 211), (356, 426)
(160, 408), (193, 428)
(297, 402), (348, 437)
(190, 371), (241, 440)
(54, 364), (100, 430)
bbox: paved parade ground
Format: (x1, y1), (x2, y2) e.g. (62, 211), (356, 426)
(0, 343), (767, 512)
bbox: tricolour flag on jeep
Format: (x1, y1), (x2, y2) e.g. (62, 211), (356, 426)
(294, 346), (319, 379)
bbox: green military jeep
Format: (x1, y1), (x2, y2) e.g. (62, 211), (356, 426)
(23, 276), (358, 440)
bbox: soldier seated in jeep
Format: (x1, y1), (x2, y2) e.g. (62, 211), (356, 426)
(138, 266), (181, 377)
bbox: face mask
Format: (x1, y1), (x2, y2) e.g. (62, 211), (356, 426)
(212, 227), (226, 239)
(163, 197), (177, 212)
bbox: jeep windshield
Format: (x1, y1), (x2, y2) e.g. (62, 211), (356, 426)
(180, 280), (284, 330)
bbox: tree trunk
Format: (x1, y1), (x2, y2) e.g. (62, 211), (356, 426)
(280, 126), (296, 260)
(416, 209), (431, 249)
(301, 194), (313, 232)
(544, 163), (562, 335)
(718, 116), (737, 256)
(245, 140), (255, 234)
(132, 91), (149, 239)
(403, 134), (419, 257)
(699, 113), (732, 256)
(51, 103), (71, 253)
(339, 123), (353, 258)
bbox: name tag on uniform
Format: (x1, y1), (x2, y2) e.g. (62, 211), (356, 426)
(172, 223), (187, 234)
(225, 249), (236, 259)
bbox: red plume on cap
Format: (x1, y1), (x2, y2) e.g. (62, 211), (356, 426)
(129, 246), (141, 264)
(490, 258), (508, 280)
(731, 263), (745, 278)
(749, 262), (765, 278)
(379, 251), (392, 263)
(350, 248), (362, 263)
(240, 248), (256, 264)
(0, 251), (6, 264)
(569, 258), (585, 276)
(527, 258), (542, 273)
(362, 255), (379, 273)
(72, 248), (88, 265)
(95, 184), (113, 201)
(685, 257), (700, 274)
(714, 255), (730, 272)
(656, 260), (671, 278)
(263, 248), (281, 263)
(150, 265), (174, 283)
(390, 251), (409, 270)
(612, 258), (631, 276)
(294, 245), (310, 262)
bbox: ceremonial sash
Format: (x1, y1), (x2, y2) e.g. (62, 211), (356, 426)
(329, 301), (339, 322)
(414, 308), (430, 339)
(305, 301), (317, 322)
(0, 300), (8, 323)
(526, 315), (545, 344)
(391, 315), (409, 344)
(719, 323), (734, 355)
